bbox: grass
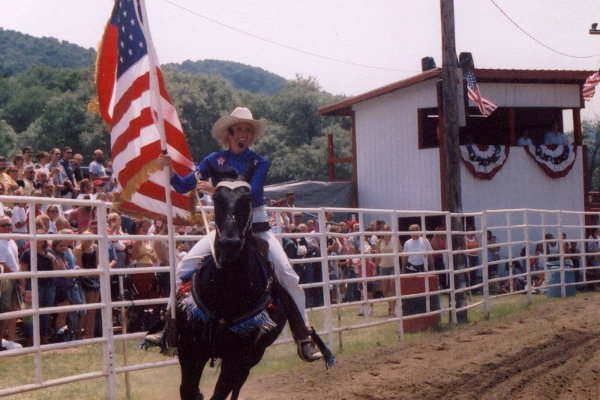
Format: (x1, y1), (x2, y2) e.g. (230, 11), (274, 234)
(0, 292), (567, 399)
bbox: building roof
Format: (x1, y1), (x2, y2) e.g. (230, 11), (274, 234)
(319, 68), (595, 117)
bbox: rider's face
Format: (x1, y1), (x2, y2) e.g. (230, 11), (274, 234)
(228, 123), (254, 152)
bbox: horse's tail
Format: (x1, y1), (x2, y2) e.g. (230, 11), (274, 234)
(310, 327), (336, 369)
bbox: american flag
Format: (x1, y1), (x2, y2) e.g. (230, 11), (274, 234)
(96, 0), (196, 223)
(464, 69), (497, 117)
(582, 71), (600, 102)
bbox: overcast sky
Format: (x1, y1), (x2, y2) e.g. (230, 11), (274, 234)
(1, 0), (600, 119)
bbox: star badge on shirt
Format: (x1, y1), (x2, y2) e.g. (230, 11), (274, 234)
(217, 156), (225, 166)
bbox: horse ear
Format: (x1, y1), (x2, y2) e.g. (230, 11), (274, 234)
(243, 160), (256, 183)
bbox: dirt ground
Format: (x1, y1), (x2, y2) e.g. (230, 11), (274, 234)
(241, 294), (600, 400)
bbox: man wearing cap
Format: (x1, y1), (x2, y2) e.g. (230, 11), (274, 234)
(154, 107), (322, 362)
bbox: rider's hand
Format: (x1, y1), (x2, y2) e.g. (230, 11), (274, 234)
(196, 180), (215, 194)
(157, 154), (173, 169)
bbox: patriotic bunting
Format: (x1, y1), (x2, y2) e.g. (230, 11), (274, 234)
(524, 145), (577, 179)
(460, 144), (509, 180)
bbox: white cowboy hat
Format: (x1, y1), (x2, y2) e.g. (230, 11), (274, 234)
(211, 107), (267, 149)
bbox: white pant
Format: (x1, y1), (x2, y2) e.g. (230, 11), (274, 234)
(177, 230), (308, 325)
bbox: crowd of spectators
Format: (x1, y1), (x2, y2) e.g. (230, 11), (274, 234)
(2, 145), (600, 348)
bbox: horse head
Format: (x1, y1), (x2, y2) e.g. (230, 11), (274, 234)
(211, 167), (254, 266)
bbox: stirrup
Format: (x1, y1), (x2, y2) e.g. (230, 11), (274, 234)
(297, 338), (323, 362)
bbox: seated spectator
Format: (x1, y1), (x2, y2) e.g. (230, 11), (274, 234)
(516, 130), (533, 146)
(544, 122), (565, 146)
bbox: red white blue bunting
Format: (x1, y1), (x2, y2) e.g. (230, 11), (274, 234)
(459, 144), (509, 180)
(524, 144), (577, 179)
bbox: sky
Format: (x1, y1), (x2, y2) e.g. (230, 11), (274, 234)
(1, 0), (600, 120)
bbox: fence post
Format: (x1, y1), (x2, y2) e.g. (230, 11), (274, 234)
(481, 212), (490, 319)
(390, 211), (404, 340)
(317, 208), (334, 350)
(96, 202), (117, 400)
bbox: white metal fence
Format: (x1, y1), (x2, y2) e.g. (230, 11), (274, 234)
(1, 195), (599, 398)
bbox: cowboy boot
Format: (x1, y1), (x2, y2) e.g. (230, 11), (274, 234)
(275, 283), (322, 362)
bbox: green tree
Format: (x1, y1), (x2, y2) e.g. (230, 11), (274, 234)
(2, 85), (56, 132)
(164, 71), (239, 161)
(0, 119), (18, 157)
(584, 119), (600, 191)
(269, 75), (323, 148)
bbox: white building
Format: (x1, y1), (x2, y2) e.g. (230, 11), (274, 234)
(320, 67), (593, 228)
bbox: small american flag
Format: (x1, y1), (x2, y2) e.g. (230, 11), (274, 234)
(464, 69), (497, 117)
(96, 0), (195, 223)
(582, 71), (600, 102)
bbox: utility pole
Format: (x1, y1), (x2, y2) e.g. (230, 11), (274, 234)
(440, 0), (467, 323)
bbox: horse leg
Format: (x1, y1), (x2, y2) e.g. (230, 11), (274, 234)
(211, 348), (267, 400)
(210, 357), (253, 400)
(178, 348), (208, 400)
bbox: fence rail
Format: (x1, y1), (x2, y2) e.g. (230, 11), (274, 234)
(1, 195), (599, 398)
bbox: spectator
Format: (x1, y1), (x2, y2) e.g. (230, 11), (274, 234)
(45, 204), (62, 234)
(71, 153), (85, 183)
(0, 156), (19, 194)
(375, 224), (402, 316)
(74, 230), (100, 339)
(21, 146), (34, 168)
(34, 151), (50, 170)
(151, 220), (171, 297)
(53, 229), (84, 339)
(11, 201), (28, 254)
(48, 148), (73, 201)
(401, 224), (434, 274)
(11, 154), (25, 182)
(543, 122), (565, 146)
(22, 164), (36, 195)
(517, 130), (533, 146)
(429, 225), (448, 289)
(20, 231), (60, 344)
(76, 179), (94, 200)
(88, 149), (109, 183)
(463, 225), (481, 293)
(60, 147), (76, 189)
(0, 215), (21, 342)
(131, 219), (158, 267)
(107, 213), (128, 269)
(68, 199), (94, 233)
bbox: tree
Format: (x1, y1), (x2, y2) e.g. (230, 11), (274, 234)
(584, 119), (600, 191)
(0, 119), (18, 157)
(269, 75), (323, 147)
(2, 85), (56, 133)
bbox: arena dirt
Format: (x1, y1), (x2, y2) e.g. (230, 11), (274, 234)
(241, 294), (600, 400)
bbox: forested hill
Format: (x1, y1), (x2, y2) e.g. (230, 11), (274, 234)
(0, 28), (96, 76)
(165, 59), (287, 95)
(0, 28), (288, 94)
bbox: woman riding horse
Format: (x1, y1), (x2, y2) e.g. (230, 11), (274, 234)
(177, 172), (287, 400)
(151, 106), (322, 362)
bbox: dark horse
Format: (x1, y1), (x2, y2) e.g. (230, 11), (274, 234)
(176, 171), (286, 400)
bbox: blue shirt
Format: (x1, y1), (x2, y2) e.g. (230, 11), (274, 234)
(170, 149), (269, 208)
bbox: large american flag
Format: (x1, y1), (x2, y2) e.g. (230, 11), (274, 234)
(582, 71), (600, 102)
(96, 0), (196, 223)
(464, 69), (497, 117)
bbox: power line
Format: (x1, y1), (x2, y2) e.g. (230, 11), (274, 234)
(159, 0), (415, 73)
(490, 0), (600, 59)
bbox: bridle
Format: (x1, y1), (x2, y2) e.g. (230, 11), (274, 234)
(211, 180), (253, 268)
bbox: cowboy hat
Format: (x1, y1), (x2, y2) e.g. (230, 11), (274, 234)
(211, 107), (267, 149)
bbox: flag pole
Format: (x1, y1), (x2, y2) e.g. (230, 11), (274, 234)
(137, 0), (178, 319)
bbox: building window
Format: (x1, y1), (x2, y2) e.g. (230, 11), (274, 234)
(418, 106), (564, 148)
